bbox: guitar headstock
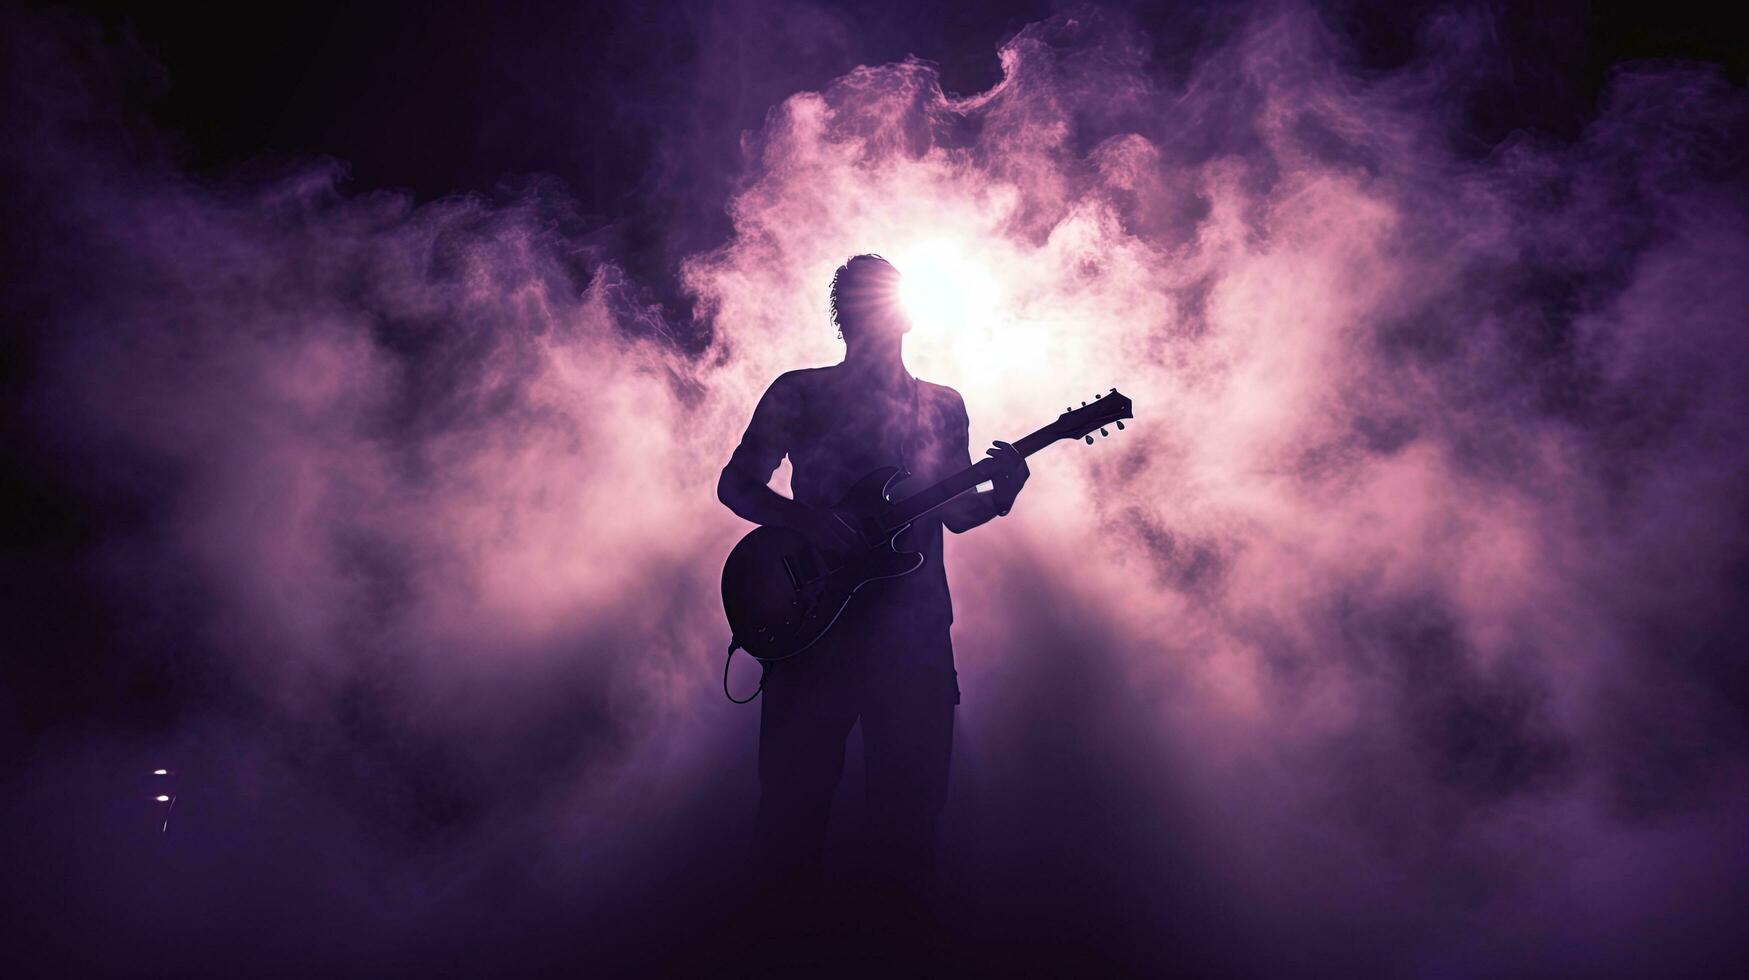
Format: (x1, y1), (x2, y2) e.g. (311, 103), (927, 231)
(1050, 388), (1134, 446)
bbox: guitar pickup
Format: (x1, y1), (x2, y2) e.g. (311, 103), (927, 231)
(781, 549), (827, 589)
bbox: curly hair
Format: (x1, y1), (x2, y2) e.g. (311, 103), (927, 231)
(828, 253), (901, 338)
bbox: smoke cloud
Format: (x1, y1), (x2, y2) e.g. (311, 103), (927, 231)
(4, 3), (1746, 975)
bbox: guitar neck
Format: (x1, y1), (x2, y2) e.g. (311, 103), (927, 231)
(885, 424), (1057, 528)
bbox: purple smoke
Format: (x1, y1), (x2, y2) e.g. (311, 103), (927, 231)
(3, 3), (1746, 975)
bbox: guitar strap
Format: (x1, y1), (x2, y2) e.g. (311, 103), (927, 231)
(898, 374), (921, 477)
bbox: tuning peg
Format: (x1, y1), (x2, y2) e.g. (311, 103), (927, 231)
(1109, 387), (1117, 394)
(1116, 420), (1125, 430)
(1084, 435), (1094, 444)
(1094, 392), (1102, 400)
(1081, 400), (1087, 407)
(1100, 427), (1109, 437)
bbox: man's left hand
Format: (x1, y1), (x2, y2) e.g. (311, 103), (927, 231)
(986, 440), (1029, 516)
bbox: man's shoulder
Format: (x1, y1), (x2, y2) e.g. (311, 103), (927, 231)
(765, 365), (835, 401)
(918, 379), (967, 416)
(771, 364), (836, 389)
(917, 378), (964, 402)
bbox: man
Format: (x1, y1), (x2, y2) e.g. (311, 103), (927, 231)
(717, 253), (1028, 927)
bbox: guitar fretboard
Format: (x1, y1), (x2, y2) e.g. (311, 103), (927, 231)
(883, 424), (1057, 530)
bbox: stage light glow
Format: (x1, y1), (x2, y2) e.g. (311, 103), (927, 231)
(153, 769), (168, 775)
(897, 240), (1002, 335)
(155, 795), (171, 802)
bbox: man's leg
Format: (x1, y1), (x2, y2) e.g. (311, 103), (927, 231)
(751, 659), (859, 907)
(859, 668), (956, 909)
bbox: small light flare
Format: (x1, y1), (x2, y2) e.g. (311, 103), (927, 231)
(152, 769), (169, 775)
(155, 795), (171, 802)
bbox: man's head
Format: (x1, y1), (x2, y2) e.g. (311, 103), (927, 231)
(829, 254), (907, 342)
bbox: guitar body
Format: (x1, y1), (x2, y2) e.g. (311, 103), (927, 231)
(722, 465), (924, 662)
(719, 387), (1132, 670)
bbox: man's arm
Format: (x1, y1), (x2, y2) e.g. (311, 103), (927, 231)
(718, 376), (859, 551)
(939, 392), (1028, 534)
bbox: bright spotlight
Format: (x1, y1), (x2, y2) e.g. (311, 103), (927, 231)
(155, 795), (171, 802)
(898, 240), (1000, 333)
(152, 769), (168, 775)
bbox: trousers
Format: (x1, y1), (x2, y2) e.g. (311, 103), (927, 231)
(750, 621), (957, 904)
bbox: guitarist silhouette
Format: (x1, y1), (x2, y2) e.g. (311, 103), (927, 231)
(717, 254), (1029, 943)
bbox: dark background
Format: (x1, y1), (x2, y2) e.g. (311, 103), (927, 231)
(49, 0), (1749, 282)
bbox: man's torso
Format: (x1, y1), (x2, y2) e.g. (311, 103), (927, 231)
(741, 364), (969, 637)
(761, 365), (965, 695)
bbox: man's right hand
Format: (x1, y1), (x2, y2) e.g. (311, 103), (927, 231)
(796, 506), (862, 554)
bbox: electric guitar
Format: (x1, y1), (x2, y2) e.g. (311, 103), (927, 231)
(722, 388), (1134, 662)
